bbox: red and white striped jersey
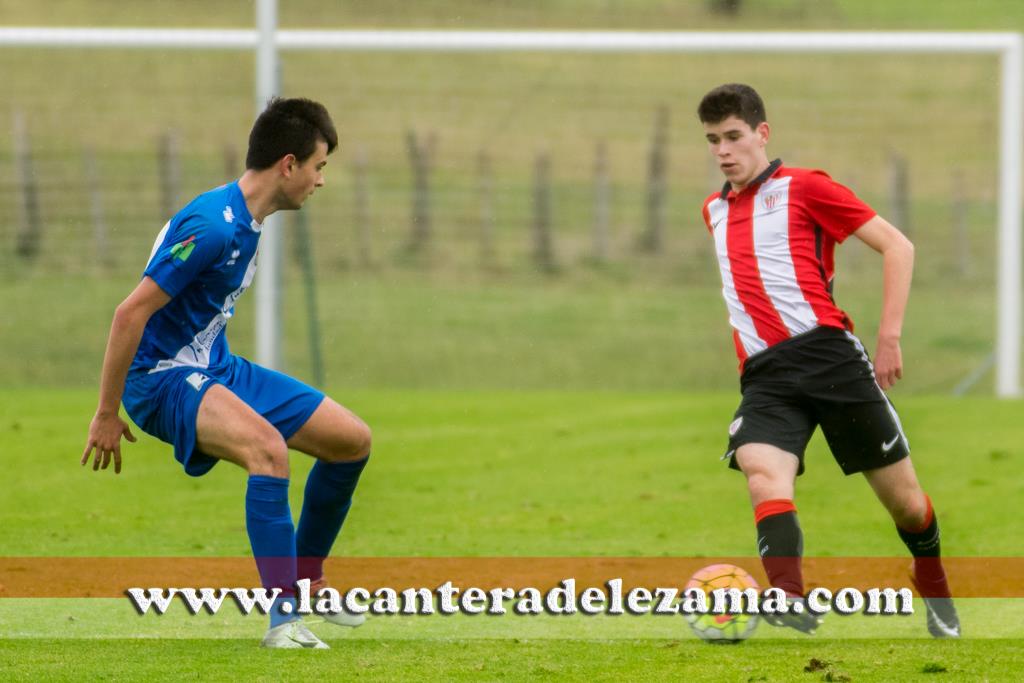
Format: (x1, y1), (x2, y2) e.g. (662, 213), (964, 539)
(701, 160), (876, 369)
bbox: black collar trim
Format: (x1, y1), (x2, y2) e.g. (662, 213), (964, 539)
(720, 158), (783, 199)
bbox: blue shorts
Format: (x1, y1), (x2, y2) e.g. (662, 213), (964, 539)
(123, 355), (325, 477)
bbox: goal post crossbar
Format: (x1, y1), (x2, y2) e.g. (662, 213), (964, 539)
(1, 26), (1019, 397)
(0, 27), (1019, 53)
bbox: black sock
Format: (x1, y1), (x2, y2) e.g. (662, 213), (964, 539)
(755, 500), (804, 597)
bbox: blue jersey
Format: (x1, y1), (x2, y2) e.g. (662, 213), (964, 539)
(131, 181), (261, 375)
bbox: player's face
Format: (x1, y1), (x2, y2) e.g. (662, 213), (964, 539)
(282, 139), (329, 209)
(703, 116), (770, 191)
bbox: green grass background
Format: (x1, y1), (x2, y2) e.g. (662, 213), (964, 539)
(2, 390), (1023, 678)
(0, 0), (1010, 393)
(3, 0), (1024, 679)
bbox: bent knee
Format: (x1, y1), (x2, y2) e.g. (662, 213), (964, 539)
(352, 422), (372, 459)
(745, 471), (792, 502)
(241, 432), (290, 477)
(891, 491), (930, 530)
(321, 420), (372, 463)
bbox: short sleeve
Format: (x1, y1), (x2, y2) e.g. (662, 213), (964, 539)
(144, 217), (231, 298)
(800, 171), (877, 243)
(701, 194), (716, 235)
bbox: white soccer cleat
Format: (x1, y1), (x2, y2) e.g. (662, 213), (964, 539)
(308, 576), (367, 628)
(261, 621), (330, 649)
(320, 608), (367, 628)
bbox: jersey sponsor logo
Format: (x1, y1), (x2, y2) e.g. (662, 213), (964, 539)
(881, 435), (900, 453)
(728, 416), (743, 437)
(170, 235), (197, 262)
(223, 206), (234, 223)
(185, 372), (210, 391)
(226, 249), (241, 266)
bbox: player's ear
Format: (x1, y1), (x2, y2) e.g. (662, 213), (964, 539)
(756, 121), (770, 147)
(279, 153), (297, 177)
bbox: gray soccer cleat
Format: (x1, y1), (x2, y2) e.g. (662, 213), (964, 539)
(761, 597), (824, 635)
(921, 598), (961, 638)
(910, 572), (961, 638)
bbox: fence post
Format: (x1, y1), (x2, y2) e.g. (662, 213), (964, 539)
(158, 130), (182, 220)
(532, 152), (555, 272)
(952, 169), (971, 278)
(13, 110), (42, 260)
(83, 147), (113, 269)
(405, 128), (434, 253)
(592, 140), (610, 262)
(352, 144), (372, 267)
(640, 105), (669, 253)
(888, 152), (910, 238)
(293, 209), (324, 387)
(709, 0), (743, 15)
(841, 171), (863, 269)
(477, 149), (495, 268)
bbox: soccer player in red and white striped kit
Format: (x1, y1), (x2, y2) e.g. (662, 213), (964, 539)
(698, 83), (958, 637)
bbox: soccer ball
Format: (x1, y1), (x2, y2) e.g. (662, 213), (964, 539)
(684, 563), (760, 643)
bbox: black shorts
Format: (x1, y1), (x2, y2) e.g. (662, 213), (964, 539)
(723, 326), (910, 476)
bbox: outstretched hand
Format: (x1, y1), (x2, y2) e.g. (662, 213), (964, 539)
(874, 336), (903, 391)
(82, 412), (137, 474)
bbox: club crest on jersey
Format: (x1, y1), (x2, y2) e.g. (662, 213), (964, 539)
(170, 235), (196, 262)
(223, 206), (235, 223)
(762, 191), (784, 211)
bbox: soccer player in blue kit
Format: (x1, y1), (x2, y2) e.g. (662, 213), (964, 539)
(82, 98), (370, 649)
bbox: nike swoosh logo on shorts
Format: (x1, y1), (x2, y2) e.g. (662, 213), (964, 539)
(881, 436), (900, 453)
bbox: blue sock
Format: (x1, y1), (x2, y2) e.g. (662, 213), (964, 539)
(269, 597), (298, 629)
(245, 475), (298, 628)
(296, 455), (369, 583)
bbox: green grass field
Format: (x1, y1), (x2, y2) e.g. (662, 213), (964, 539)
(3, 639), (1021, 682)
(3, 1), (1024, 679)
(2, 389), (1023, 679)
(0, 270), (1001, 394)
(0, 1), (1010, 283)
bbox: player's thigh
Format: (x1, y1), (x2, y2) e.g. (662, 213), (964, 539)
(816, 397), (909, 476)
(725, 387), (815, 477)
(286, 396), (371, 462)
(734, 443), (800, 505)
(195, 383), (288, 473)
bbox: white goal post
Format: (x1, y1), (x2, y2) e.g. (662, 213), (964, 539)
(1, 18), (1020, 397)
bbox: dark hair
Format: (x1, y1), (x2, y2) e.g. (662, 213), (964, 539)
(245, 97), (338, 170)
(697, 84), (766, 129)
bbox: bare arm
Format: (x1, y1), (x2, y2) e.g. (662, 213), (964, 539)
(851, 215), (915, 390)
(82, 277), (171, 473)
